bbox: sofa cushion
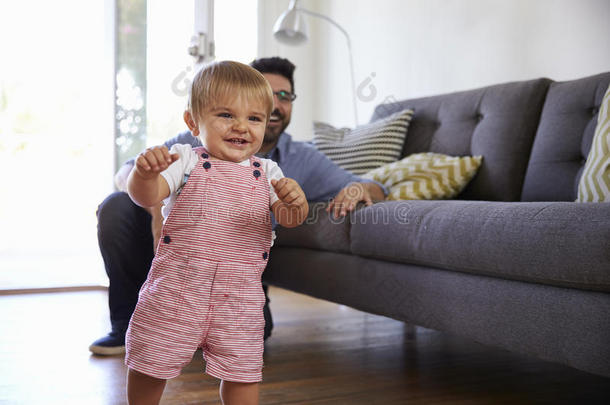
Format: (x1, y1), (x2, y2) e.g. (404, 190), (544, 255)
(312, 109), (413, 175)
(369, 78), (551, 201)
(577, 83), (610, 202)
(349, 200), (610, 292)
(362, 152), (483, 200)
(274, 202), (352, 254)
(521, 72), (610, 201)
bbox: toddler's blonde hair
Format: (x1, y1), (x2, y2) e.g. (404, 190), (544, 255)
(188, 60), (273, 123)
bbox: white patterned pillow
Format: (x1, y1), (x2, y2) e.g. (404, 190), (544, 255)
(363, 153), (483, 200)
(313, 109), (413, 175)
(577, 84), (610, 202)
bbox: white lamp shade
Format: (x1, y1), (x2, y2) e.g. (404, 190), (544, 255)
(273, 7), (309, 45)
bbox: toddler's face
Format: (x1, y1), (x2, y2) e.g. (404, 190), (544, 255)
(198, 94), (267, 162)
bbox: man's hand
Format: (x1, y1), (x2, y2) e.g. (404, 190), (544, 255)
(134, 146), (179, 179)
(271, 178), (309, 228)
(327, 182), (384, 218)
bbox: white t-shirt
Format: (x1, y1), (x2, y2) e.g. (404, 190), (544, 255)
(160, 143), (284, 219)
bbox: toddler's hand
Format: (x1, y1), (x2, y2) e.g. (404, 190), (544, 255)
(272, 178), (306, 207)
(134, 146), (179, 179)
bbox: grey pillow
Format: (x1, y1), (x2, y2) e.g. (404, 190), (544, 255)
(313, 109), (413, 175)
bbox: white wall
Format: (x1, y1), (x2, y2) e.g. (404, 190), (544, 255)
(258, 0), (326, 143)
(259, 0), (610, 140)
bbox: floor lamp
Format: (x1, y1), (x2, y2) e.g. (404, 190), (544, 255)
(273, 0), (359, 126)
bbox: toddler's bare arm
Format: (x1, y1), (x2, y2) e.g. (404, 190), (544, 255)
(127, 146), (178, 208)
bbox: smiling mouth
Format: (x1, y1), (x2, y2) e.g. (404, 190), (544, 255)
(226, 138), (248, 145)
(269, 112), (281, 123)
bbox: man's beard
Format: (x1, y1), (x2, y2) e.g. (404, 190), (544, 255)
(263, 126), (283, 144)
(264, 108), (289, 145)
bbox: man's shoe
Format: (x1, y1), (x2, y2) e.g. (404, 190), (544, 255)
(89, 331), (126, 355)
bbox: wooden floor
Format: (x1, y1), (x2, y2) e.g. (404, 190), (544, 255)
(0, 287), (608, 404)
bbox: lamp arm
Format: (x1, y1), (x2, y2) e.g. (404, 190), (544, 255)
(297, 7), (359, 126)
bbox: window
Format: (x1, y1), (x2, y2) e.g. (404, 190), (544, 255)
(0, 0), (258, 290)
(0, 0), (113, 289)
(146, 0), (259, 147)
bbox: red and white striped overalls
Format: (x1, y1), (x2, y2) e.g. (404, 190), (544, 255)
(125, 147), (272, 383)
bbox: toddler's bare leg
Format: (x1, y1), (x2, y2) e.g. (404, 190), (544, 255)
(220, 380), (259, 405)
(127, 368), (167, 405)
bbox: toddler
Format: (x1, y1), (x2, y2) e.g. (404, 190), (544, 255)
(125, 61), (308, 405)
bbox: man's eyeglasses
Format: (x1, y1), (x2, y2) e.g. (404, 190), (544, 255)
(273, 90), (297, 103)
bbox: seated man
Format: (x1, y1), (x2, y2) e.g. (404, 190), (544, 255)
(90, 56), (386, 355)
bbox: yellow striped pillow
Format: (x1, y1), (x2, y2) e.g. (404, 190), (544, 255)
(577, 84), (610, 202)
(363, 153), (483, 200)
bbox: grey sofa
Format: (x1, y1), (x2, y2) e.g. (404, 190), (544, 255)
(263, 72), (610, 377)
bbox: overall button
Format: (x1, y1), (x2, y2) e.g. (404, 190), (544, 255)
(203, 161), (212, 169)
(262, 252), (268, 260)
(253, 169), (261, 178)
(253, 161), (261, 167)
(163, 235), (171, 244)
(201, 152), (209, 159)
